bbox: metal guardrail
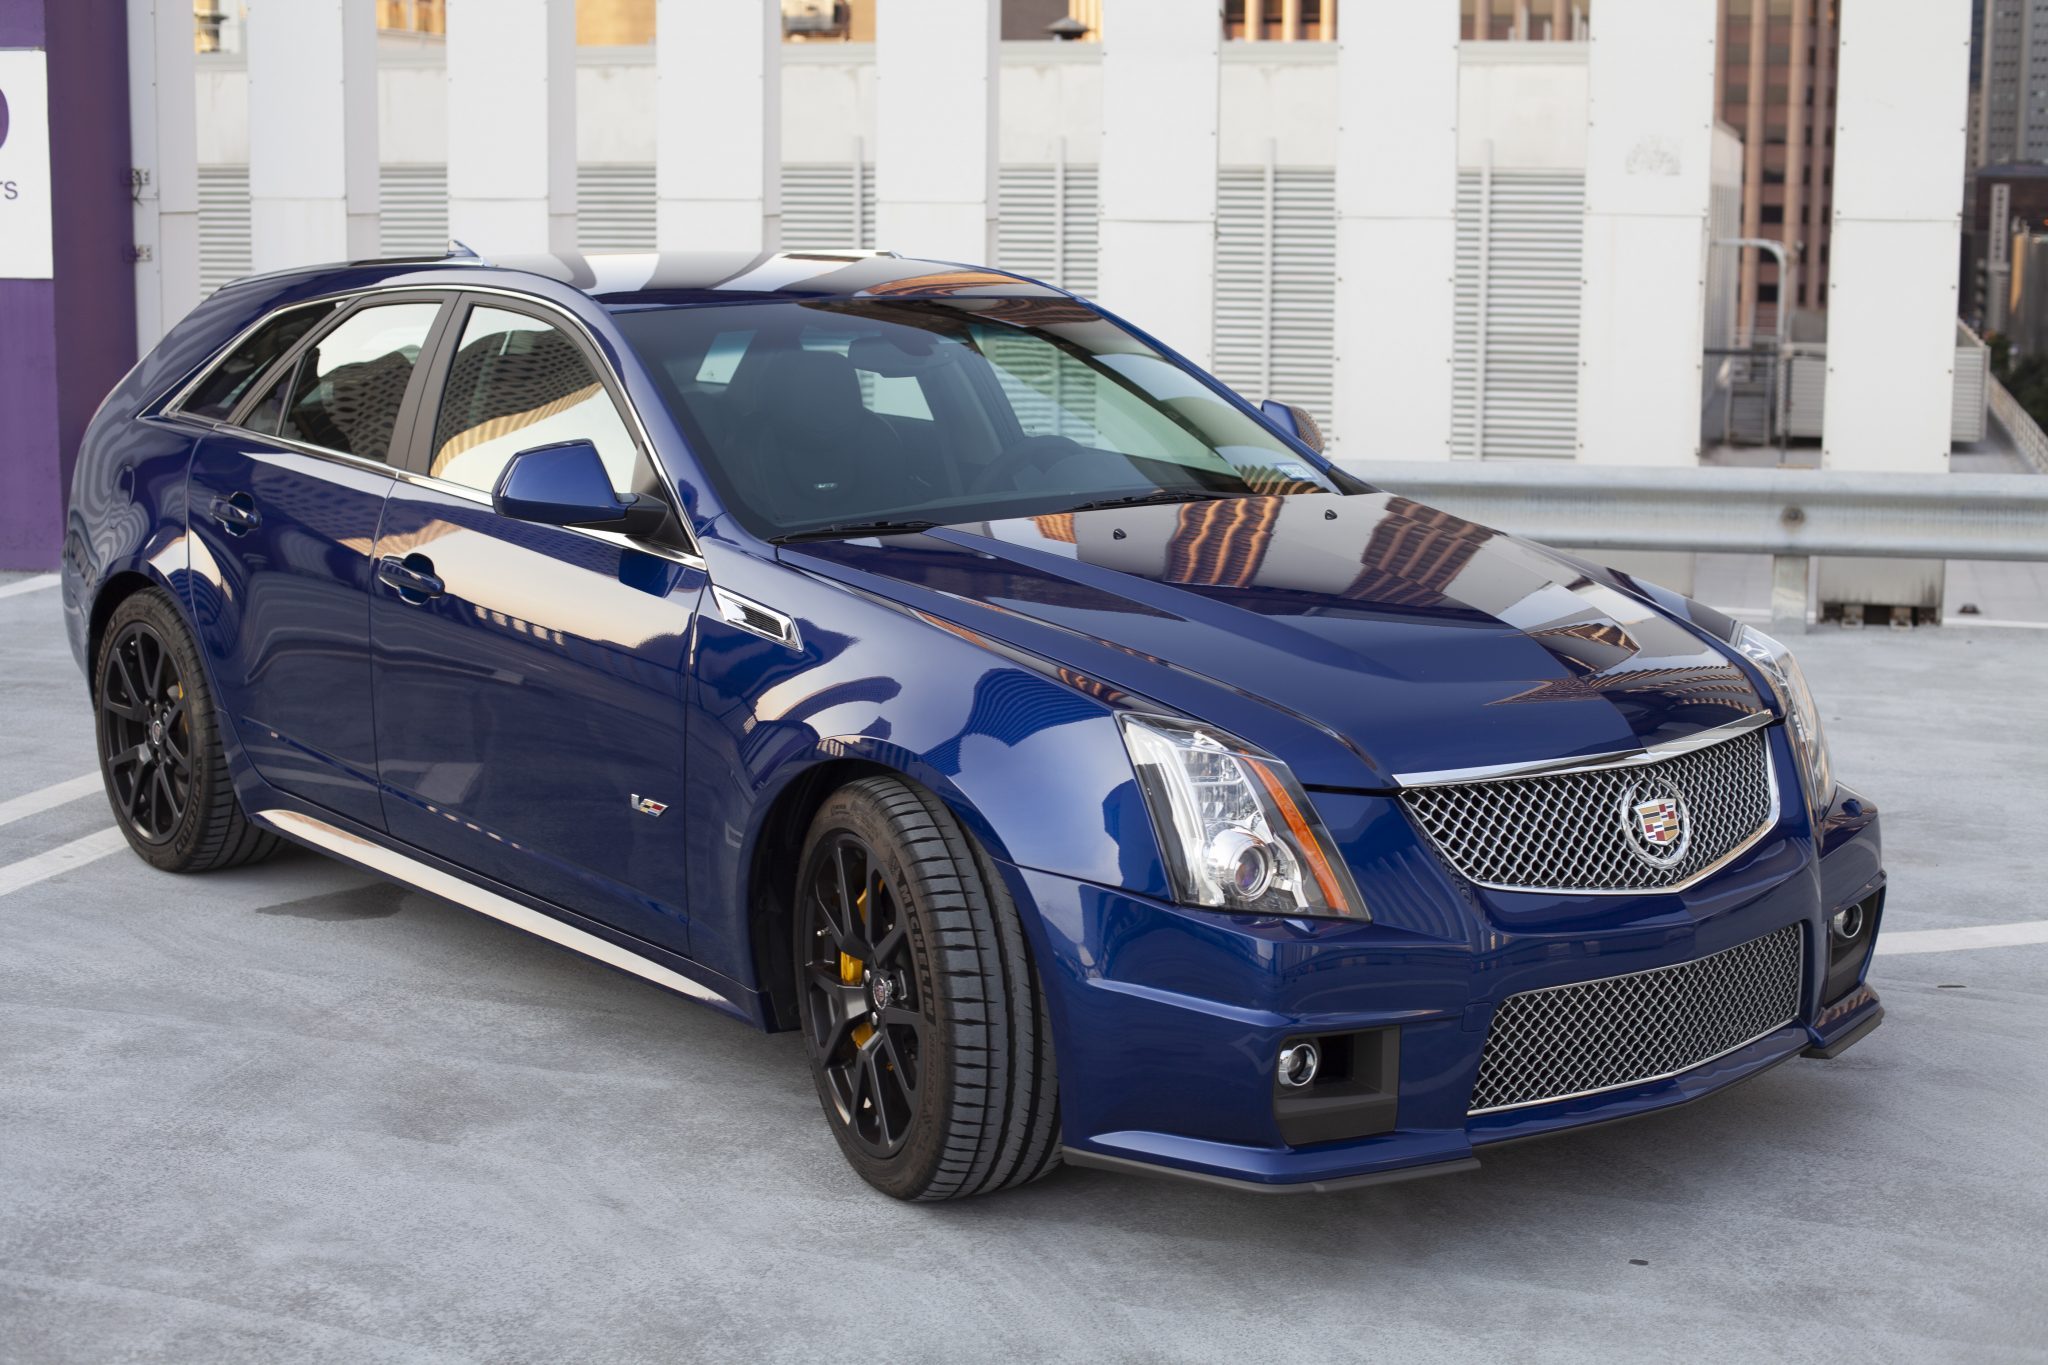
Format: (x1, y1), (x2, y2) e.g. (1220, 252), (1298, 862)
(1987, 374), (2048, 476)
(1349, 460), (2048, 632)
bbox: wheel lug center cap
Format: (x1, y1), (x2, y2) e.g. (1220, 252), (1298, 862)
(149, 719), (164, 747)
(870, 976), (893, 1013)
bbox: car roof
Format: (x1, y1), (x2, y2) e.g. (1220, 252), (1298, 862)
(225, 248), (1070, 311)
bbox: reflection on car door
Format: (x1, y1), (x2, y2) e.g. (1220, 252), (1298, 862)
(369, 295), (704, 954)
(186, 294), (449, 829)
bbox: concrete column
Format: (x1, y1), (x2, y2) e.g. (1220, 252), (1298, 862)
(1737, 0), (1767, 342)
(1821, 1), (1971, 474)
(1781, 0), (1810, 321)
(1333, 0), (1457, 458)
(1805, 0), (1835, 311)
(127, 0), (198, 347)
(2, 0), (136, 568)
(1576, 0), (1719, 467)
(248, 0), (378, 271)
(1098, 0), (1220, 367)
(875, 0), (996, 263)
(447, 0), (576, 254)
(657, 0), (780, 251)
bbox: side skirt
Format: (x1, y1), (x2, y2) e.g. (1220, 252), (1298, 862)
(251, 806), (764, 1026)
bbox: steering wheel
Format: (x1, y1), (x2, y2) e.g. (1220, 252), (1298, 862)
(968, 435), (1091, 496)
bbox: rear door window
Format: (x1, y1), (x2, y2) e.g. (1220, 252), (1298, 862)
(266, 302), (443, 463)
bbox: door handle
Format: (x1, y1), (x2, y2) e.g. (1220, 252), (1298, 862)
(209, 492), (261, 536)
(377, 553), (444, 603)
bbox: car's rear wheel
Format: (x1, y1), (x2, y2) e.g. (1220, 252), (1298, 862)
(94, 589), (279, 873)
(795, 776), (1060, 1200)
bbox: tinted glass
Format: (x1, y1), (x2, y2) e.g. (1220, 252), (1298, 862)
(276, 302), (442, 462)
(430, 306), (639, 495)
(243, 363), (292, 436)
(180, 301), (338, 420)
(611, 298), (1339, 540)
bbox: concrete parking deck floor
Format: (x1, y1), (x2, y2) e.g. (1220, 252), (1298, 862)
(1, 571), (2043, 1363)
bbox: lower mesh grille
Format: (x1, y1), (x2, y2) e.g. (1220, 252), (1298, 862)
(1469, 922), (1805, 1114)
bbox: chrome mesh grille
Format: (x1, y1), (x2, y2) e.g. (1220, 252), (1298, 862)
(1468, 922), (1804, 1114)
(1401, 727), (1775, 893)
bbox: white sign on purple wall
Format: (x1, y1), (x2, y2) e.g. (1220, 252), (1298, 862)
(0, 48), (53, 280)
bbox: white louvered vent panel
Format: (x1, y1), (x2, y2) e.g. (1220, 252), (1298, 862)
(578, 164), (656, 252)
(1451, 170), (1584, 460)
(997, 164), (1100, 296)
(198, 165), (252, 295)
(1214, 169), (1270, 406)
(1214, 166), (1337, 437)
(1269, 169), (1336, 430)
(379, 165), (449, 257)
(781, 163), (875, 251)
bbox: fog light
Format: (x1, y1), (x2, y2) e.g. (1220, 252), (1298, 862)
(1277, 1041), (1320, 1088)
(1831, 904), (1865, 941)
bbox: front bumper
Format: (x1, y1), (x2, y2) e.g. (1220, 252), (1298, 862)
(1013, 762), (1885, 1193)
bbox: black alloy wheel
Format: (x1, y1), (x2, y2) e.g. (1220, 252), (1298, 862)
(98, 618), (191, 844)
(800, 831), (927, 1159)
(794, 776), (1062, 1200)
(93, 589), (279, 873)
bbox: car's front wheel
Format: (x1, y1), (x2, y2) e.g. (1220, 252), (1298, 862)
(94, 589), (279, 873)
(795, 776), (1060, 1199)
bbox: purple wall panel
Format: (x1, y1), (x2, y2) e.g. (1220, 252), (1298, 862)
(0, 0), (133, 569)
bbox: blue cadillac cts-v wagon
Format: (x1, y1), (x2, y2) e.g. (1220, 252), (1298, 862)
(63, 249), (1885, 1199)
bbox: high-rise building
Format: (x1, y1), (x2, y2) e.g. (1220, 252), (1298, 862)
(1715, 0), (1839, 339)
(1977, 0), (2048, 165)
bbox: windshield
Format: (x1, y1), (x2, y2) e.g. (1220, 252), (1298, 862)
(609, 297), (1341, 541)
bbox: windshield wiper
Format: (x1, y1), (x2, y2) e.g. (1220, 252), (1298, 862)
(1059, 489), (1239, 514)
(773, 518), (944, 544)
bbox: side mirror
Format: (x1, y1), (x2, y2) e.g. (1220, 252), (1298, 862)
(1260, 399), (1325, 455)
(493, 440), (669, 539)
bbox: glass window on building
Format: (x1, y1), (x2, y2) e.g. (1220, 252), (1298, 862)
(1459, 0), (1586, 42)
(379, 0), (445, 38)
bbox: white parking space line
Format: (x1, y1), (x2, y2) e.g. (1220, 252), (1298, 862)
(0, 827), (129, 899)
(0, 573), (61, 601)
(1876, 920), (2048, 955)
(0, 772), (104, 829)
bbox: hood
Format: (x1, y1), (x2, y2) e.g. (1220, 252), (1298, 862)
(782, 492), (1767, 790)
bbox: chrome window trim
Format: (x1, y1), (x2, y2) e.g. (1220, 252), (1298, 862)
(159, 279), (706, 563)
(1393, 710), (1776, 790)
(194, 430), (707, 572)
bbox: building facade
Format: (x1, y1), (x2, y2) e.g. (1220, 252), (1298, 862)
(1977, 0), (2048, 165)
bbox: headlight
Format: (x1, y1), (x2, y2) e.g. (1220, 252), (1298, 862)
(1118, 713), (1369, 921)
(1734, 624), (1834, 823)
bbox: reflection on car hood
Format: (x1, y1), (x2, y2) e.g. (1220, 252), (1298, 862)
(782, 491), (1767, 790)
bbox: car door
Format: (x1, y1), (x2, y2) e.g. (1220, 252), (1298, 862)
(369, 293), (705, 953)
(185, 292), (452, 830)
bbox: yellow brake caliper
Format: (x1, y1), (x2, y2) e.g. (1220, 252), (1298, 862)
(844, 886), (874, 1049)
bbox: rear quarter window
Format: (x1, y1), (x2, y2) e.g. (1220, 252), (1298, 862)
(177, 301), (340, 421)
